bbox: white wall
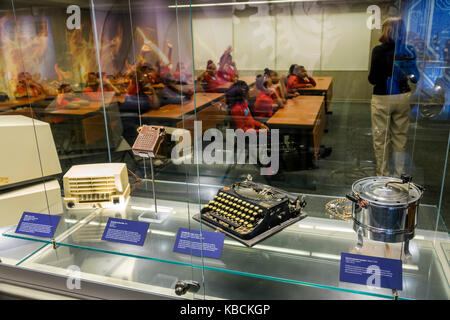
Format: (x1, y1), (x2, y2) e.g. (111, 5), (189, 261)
(192, 3), (372, 72)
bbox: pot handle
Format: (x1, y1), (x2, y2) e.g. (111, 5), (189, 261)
(346, 194), (360, 204)
(346, 194), (368, 209)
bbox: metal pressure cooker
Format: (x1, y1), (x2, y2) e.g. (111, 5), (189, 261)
(346, 175), (424, 257)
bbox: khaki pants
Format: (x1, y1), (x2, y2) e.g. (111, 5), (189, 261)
(371, 93), (411, 177)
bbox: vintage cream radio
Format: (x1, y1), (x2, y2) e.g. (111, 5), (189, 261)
(63, 163), (130, 209)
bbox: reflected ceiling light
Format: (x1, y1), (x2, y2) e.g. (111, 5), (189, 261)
(169, 0), (316, 8)
(253, 244), (310, 256)
(150, 229), (177, 237)
(131, 205), (174, 213)
(311, 252), (341, 260)
(315, 226), (354, 233)
(402, 264), (419, 271)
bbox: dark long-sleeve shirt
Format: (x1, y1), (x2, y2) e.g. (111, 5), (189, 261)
(369, 41), (419, 95)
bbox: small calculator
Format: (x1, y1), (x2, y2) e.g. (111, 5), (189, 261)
(132, 125), (166, 158)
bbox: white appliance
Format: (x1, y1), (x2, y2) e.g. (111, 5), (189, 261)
(63, 163), (130, 209)
(0, 115), (61, 190)
(0, 179), (63, 228)
(0, 115), (63, 227)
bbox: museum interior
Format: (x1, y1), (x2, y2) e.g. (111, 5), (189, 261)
(0, 0), (448, 300)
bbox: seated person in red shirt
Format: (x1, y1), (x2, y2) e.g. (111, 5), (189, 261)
(156, 60), (171, 81)
(102, 74), (122, 95)
(253, 74), (284, 121)
(82, 72), (101, 99)
(173, 62), (192, 84)
(264, 68), (288, 104)
(227, 80), (268, 132)
(53, 84), (89, 124)
(139, 64), (160, 86)
(124, 69), (159, 111)
(14, 72), (45, 98)
(83, 72), (121, 99)
(287, 65), (316, 94)
(217, 47), (238, 83)
(198, 60), (225, 93)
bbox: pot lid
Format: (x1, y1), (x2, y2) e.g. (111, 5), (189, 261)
(352, 176), (423, 205)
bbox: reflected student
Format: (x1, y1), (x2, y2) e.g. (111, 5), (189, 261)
(218, 46), (239, 83)
(253, 74), (284, 122)
(198, 60), (225, 93)
(173, 62), (192, 84)
(286, 65), (316, 94)
(83, 72), (121, 99)
(227, 80), (269, 132)
(14, 72), (45, 98)
(264, 68), (288, 104)
(368, 17), (419, 177)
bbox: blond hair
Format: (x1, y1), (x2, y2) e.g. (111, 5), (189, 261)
(379, 17), (403, 44)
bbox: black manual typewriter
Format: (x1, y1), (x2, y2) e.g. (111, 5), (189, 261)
(193, 176), (307, 247)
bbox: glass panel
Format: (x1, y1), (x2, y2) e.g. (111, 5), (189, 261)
(1, 0), (109, 244)
(1, 0), (449, 301)
(0, 227), (50, 266)
(400, 0), (449, 235)
(0, 0), (66, 250)
(190, 0), (450, 300)
(1, 0), (205, 300)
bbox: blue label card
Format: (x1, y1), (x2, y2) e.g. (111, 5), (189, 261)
(101, 218), (149, 246)
(15, 212), (61, 238)
(173, 228), (225, 259)
(340, 252), (403, 290)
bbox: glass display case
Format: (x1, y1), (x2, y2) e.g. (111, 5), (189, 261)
(0, 0), (448, 300)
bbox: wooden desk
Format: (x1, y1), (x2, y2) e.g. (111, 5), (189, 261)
(40, 101), (107, 117)
(35, 97), (122, 151)
(297, 76), (333, 112)
(35, 91), (120, 118)
(141, 92), (224, 120)
(268, 95), (326, 163)
(142, 76), (255, 121)
(139, 92), (226, 139)
(214, 75), (256, 91)
(0, 95), (47, 113)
